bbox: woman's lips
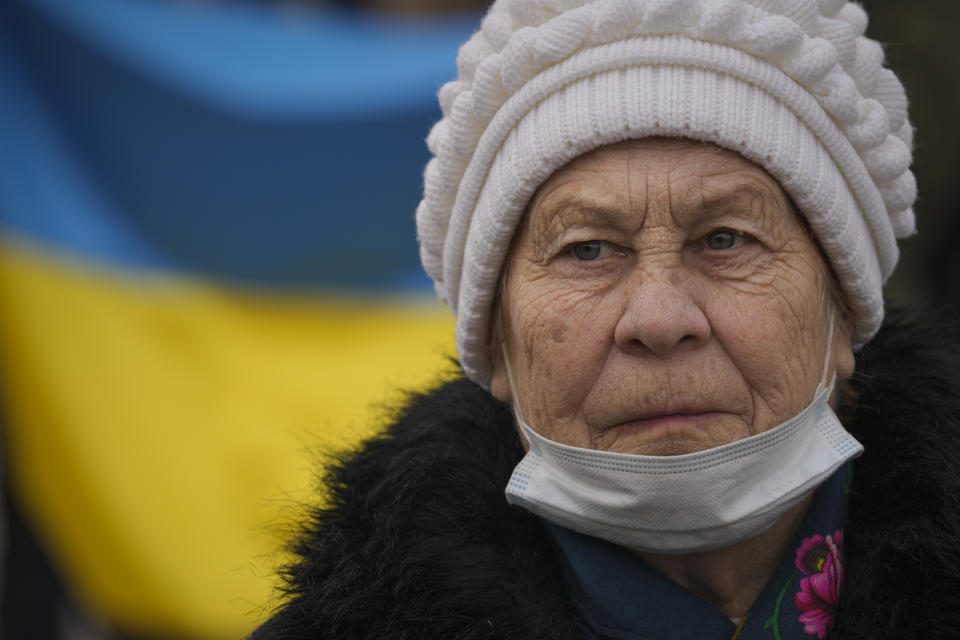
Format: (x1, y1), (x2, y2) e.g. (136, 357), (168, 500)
(606, 411), (727, 432)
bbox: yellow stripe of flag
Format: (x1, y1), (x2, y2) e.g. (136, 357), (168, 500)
(0, 237), (456, 638)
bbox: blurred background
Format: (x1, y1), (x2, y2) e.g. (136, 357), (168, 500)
(0, 1), (956, 639)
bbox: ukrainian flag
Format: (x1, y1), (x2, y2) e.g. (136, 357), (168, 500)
(0, 1), (470, 637)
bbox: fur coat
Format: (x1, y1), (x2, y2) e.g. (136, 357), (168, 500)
(252, 314), (960, 640)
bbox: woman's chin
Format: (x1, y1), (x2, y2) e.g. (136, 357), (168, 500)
(591, 413), (747, 455)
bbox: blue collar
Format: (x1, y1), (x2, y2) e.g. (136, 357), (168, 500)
(545, 465), (852, 640)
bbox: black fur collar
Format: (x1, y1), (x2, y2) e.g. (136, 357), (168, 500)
(833, 314), (960, 639)
(253, 313), (960, 640)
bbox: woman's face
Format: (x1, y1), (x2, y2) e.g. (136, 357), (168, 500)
(489, 138), (855, 456)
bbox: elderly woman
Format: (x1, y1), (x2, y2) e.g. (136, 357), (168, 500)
(254, 1), (960, 638)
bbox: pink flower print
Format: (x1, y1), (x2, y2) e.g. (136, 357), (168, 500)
(793, 530), (844, 639)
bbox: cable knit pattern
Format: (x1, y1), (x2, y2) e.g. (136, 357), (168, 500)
(415, 0), (916, 386)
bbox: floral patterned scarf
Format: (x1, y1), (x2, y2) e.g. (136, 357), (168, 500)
(545, 464), (852, 640)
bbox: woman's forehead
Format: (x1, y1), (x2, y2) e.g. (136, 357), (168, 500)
(527, 138), (791, 228)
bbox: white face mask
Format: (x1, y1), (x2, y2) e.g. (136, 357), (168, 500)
(503, 320), (863, 555)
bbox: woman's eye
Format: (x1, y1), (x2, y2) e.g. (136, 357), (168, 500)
(569, 241), (611, 261)
(704, 229), (747, 251)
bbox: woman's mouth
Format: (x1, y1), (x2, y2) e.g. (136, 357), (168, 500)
(606, 411), (727, 433)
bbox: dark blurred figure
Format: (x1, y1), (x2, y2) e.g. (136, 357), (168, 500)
(863, 0), (960, 318)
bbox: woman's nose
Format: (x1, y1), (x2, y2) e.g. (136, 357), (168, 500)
(613, 271), (711, 356)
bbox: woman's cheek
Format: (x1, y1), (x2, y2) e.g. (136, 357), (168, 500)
(713, 268), (826, 431)
(513, 285), (612, 419)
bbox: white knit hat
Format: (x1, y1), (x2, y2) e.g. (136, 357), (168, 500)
(416, 0), (916, 387)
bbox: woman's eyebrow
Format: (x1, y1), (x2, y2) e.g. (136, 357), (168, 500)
(697, 182), (778, 215)
(535, 196), (633, 233)
(532, 183), (782, 238)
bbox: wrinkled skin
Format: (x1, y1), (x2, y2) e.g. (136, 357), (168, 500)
(489, 138), (855, 457)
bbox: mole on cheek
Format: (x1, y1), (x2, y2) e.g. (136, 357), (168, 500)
(552, 321), (569, 343)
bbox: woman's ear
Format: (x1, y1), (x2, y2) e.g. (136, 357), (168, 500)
(833, 309), (856, 381)
(486, 274), (515, 403)
(489, 360), (513, 403)
(487, 322), (513, 403)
